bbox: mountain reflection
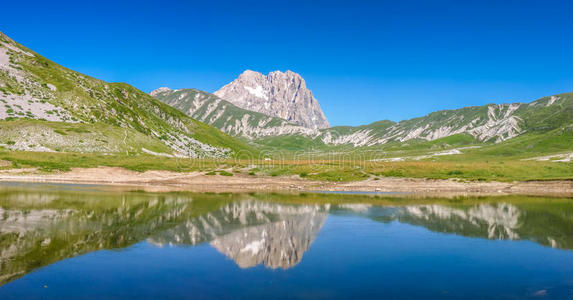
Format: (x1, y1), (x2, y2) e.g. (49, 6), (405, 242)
(405, 204), (522, 239)
(0, 184), (572, 286)
(149, 201), (329, 269)
(341, 202), (573, 250)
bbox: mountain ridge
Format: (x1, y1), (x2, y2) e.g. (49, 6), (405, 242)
(153, 84), (572, 149)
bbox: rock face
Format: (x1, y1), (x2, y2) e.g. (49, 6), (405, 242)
(214, 70), (330, 129)
(152, 88), (318, 139)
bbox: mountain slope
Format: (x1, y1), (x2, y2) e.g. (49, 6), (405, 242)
(334, 94), (571, 146)
(214, 70), (330, 129)
(258, 93), (573, 149)
(152, 87), (317, 139)
(155, 76), (571, 153)
(0, 32), (250, 157)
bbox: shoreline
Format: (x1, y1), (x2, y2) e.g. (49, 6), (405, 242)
(0, 166), (571, 197)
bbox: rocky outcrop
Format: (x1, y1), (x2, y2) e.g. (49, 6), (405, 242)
(214, 70), (330, 129)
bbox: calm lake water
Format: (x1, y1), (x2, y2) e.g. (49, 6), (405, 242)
(0, 183), (572, 299)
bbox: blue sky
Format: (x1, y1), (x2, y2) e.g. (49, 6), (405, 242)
(2, 0), (573, 126)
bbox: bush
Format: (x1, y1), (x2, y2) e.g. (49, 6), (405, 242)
(447, 170), (464, 175)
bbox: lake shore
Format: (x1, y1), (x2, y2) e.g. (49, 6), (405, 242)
(0, 166), (571, 197)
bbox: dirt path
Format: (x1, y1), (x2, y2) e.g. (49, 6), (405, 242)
(0, 167), (571, 197)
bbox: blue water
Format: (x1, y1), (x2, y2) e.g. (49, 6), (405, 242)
(0, 185), (572, 299)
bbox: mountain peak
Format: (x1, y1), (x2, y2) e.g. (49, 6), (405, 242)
(239, 69), (261, 76)
(214, 70), (329, 129)
(149, 87), (171, 96)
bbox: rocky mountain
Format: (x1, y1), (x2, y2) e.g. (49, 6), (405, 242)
(214, 70), (330, 129)
(0, 32), (249, 157)
(260, 93), (573, 148)
(154, 80), (571, 151)
(152, 88), (316, 139)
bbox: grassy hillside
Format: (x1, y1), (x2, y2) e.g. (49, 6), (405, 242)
(0, 32), (252, 157)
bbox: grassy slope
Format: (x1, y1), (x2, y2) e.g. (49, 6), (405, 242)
(0, 119), (174, 154)
(0, 32), (252, 157)
(518, 92), (573, 132)
(1, 110), (568, 181)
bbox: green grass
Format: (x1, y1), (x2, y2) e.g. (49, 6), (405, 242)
(1, 149), (569, 182)
(0, 117), (571, 181)
(0, 151), (227, 172)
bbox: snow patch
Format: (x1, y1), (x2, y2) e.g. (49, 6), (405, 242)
(245, 85), (268, 100)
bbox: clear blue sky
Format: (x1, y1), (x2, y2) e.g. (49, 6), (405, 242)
(2, 0), (573, 126)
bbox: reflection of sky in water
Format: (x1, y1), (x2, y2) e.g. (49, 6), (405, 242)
(1, 214), (572, 299)
(0, 186), (572, 298)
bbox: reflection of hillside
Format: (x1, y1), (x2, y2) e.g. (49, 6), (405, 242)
(1, 184), (572, 286)
(403, 204), (521, 239)
(149, 201), (329, 269)
(0, 189), (217, 286)
(342, 203), (573, 250)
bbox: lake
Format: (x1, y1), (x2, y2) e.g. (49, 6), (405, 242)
(0, 182), (572, 299)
